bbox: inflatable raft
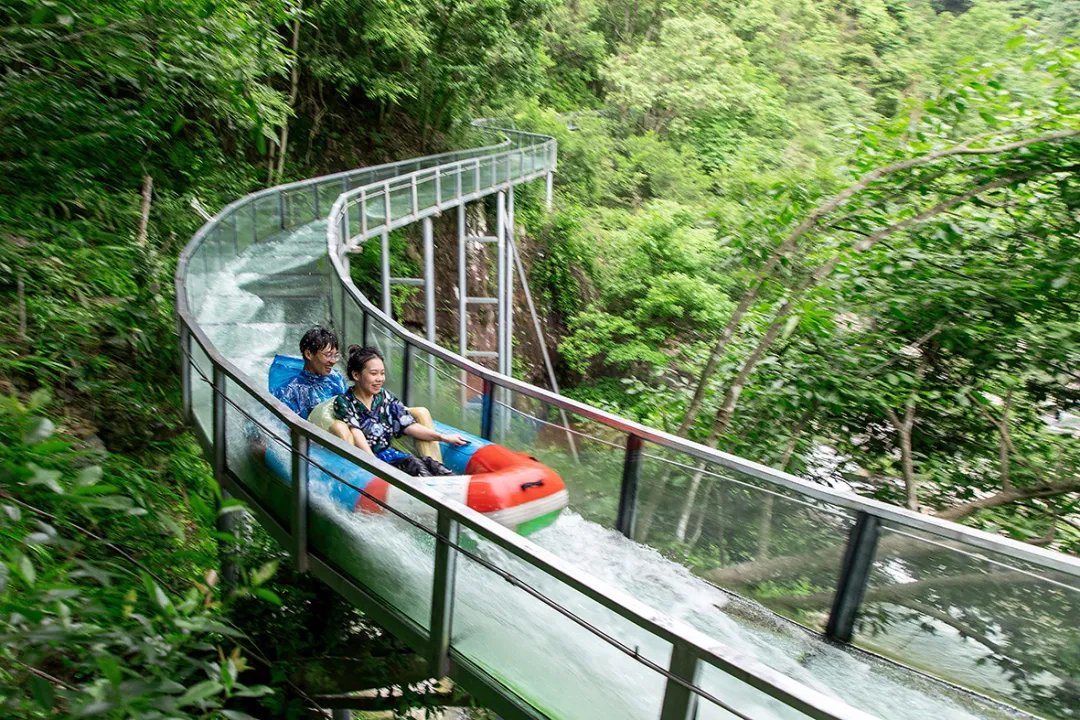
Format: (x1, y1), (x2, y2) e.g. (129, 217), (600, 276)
(264, 356), (569, 535)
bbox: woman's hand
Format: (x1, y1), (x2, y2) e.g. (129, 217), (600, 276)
(439, 433), (469, 446)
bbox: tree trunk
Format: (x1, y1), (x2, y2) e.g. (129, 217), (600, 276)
(275, 10), (303, 183)
(677, 130), (1076, 438)
(705, 170), (1037, 443)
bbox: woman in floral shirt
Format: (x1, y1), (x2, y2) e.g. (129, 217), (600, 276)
(334, 346), (468, 476)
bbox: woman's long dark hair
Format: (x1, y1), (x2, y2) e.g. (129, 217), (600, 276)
(346, 345), (384, 382)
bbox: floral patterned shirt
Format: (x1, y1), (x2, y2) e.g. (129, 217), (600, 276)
(333, 388), (415, 454)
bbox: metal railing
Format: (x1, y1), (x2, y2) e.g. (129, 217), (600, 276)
(176, 121), (1080, 720)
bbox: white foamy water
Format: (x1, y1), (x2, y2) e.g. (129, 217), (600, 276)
(188, 220), (1032, 720)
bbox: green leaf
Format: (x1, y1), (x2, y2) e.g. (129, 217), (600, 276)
(253, 587), (282, 606)
(1006, 35), (1027, 50)
(96, 654), (123, 685)
(29, 674), (54, 710)
(250, 560), (278, 587)
(177, 679), (224, 707)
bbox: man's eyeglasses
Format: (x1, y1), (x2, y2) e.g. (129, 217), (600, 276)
(318, 349), (340, 361)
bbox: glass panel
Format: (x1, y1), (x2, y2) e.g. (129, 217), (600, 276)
(317, 178), (347, 217)
(185, 246), (207, 318)
(234, 202), (255, 254)
(283, 186), (316, 229)
(405, 348), (480, 437)
(304, 436), (435, 630)
(344, 297), (367, 351)
(189, 337), (214, 441)
(856, 522), (1080, 718)
(416, 173), (437, 210)
(224, 377), (292, 531)
(440, 167), (459, 204)
(451, 533), (669, 720)
(363, 190), (386, 233)
(636, 445), (852, 633)
(367, 317), (405, 395)
(254, 193), (282, 242)
(389, 184), (412, 223)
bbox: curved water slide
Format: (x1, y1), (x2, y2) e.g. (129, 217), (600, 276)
(176, 123), (1079, 720)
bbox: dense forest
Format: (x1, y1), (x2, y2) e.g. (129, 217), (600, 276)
(0, 0), (1076, 717)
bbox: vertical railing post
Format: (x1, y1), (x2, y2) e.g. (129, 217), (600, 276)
(212, 364), (238, 591)
(291, 429), (310, 573)
(361, 310), (370, 348)
(480, 378), (495, 441)
(422, 217), (436, 398)
(616, 434), (643, 539)
(360, 189), (368, 238)
(212, 365), (226, 481)
(826, 511), (881, 642)
(495, 191), (507, 377)
(401, 342), (413, 408)
(314, 183), (321, 218)
(428, 511), (459, 678)
(340, 281), (348, 350)
(505, 187), (515, 376)
(278, 190), (287, 230)
(434, 167), (442, 207)
(659, 644), (701, 720)
(545, 171), (554, 211)
(410, 175), (419, 215)
(180, 325), (192, 423)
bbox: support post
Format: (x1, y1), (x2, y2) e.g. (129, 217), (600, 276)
(212, 365), (238, 591)
(361, 309), (370, 347)
(401, 342), (413, 408)
(480, 378), (495, 441)
(505, 187), (515, 377)
(291, 430), (310, 573)
(428, 513), (459, 678)
(180, 326), (192, 423)
(380, 227), (391, 316)
(422, 217), (436, 397)
(457, 204), (468, 357)
(495, 191), (507, 377)
(278, 190), (286, 230)
(659, 644), (701, 720)
(616, 434), (643, 539)
(545, 171), (554, 211)
(826, 511), (881, 642)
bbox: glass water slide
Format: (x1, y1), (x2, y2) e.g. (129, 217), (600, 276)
(175, 123), (1079, 720)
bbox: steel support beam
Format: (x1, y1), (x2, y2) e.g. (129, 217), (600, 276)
(291, 430), (310, 573)
(429, 513), (460, 678)
(826, 511), (881, 642)
(423, 217), (436, 398)
(480, 378), (495, 441)
(659, 644), (701, 720)
(616, 434), (643, 539)
(180, 326), (192, 424)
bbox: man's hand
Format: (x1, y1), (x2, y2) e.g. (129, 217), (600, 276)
(439, 433), (469, 446)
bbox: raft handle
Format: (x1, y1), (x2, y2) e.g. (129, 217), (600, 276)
(520, 480), (544, 491)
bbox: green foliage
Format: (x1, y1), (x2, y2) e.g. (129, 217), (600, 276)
(0, 394), (270, 719)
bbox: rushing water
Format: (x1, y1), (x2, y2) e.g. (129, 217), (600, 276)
(189, 221), (1035, 720)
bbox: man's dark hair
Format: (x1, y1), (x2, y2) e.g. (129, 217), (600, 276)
(299, 326), (338, 356)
